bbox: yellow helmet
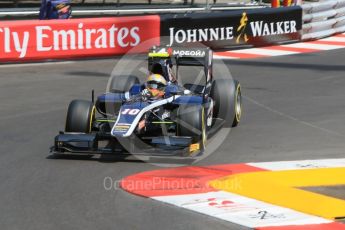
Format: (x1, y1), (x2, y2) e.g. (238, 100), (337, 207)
(146, 74), (167, 99)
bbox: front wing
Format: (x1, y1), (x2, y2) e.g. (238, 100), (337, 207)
(53, 132), (201, 157)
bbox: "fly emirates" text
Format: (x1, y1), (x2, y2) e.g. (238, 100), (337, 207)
(0, 23), (141, 58)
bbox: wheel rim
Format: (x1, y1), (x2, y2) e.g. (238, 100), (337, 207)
(89, 106), (96, 133)
(235, 84), (242, 122)
(207, 99), (214, 127)
(202, 107), (207, 148)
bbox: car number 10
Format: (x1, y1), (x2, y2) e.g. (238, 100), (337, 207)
(121, 109), (140, 115)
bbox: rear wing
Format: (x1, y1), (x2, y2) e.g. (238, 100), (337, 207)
(148, 46), (213, 83)
(148, 46), (213, 67)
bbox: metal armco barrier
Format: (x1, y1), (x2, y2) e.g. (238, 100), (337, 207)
(302, 0), (345, 40)
(3, 1), (345, 63)
(0, 15), (160, 62)
(0, 5), (266, 19)
(0, 7), (303, 62)
(160, 6), (302, 49)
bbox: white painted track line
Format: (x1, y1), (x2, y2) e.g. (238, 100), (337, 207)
(319, 36), (345, 42)
(282, 42), (344, 50)
(229, 48), (298, 56)
(248, 158), (345, 171)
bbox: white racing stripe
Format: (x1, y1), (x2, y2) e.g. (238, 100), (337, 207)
(153, 191), (331, 228)
(230, 48), (298, 56)
(247, 158), (345, 171)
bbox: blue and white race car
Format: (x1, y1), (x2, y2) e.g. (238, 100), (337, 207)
(53, 46), (242, 157)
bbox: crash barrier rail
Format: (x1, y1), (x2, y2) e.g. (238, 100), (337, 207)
(3, 0), (194, 7)
(0, 15), (160, 62)
(0, 0), (265, 19)
(160, 6), (302, 49)
(1, 1), (344, 63)
(0, 6), (302, 62)
(0, 5), (266, 19)
(2, 0), (260, 8)
(302, 0), (345, 40)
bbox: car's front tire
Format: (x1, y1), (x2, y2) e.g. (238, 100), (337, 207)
(65, 100), (95, 133)
(177, 105), (207, 151)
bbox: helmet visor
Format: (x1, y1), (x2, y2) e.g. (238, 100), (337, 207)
(147, 81), (166, 90)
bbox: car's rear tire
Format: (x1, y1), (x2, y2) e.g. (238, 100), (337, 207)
(177, 105), (207, 151)
(211, 79), (242, 127)
(65, 100), (95, 133)
(108, 75), (140, 93)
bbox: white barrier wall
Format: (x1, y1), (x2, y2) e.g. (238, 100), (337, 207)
(302, 0), (345, 40)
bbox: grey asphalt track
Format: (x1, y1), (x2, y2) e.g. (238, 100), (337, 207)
(1, 49), (345, 230)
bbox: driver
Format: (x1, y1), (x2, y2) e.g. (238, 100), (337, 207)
(142, 74), (167, 101)
(150, 59), (176, 84)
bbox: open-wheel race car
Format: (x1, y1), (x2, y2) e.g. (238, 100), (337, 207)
(53, 46), (242, 157)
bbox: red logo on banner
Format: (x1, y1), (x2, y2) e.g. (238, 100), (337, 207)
(0, 15), (160, 62)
